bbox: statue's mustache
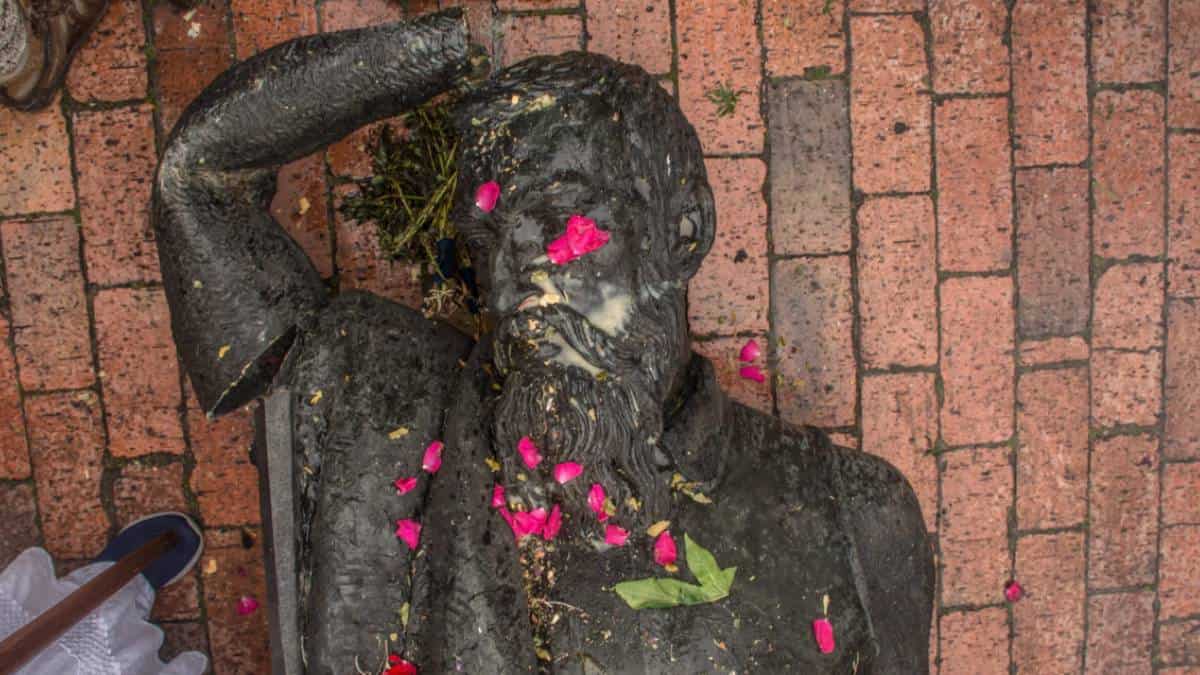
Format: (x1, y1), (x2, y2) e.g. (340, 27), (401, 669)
(493, 303), (638, 376)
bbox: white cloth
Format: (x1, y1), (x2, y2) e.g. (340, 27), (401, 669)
(0, 548), (208, 675)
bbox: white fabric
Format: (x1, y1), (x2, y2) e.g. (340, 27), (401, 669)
(0, 548), (208, 675)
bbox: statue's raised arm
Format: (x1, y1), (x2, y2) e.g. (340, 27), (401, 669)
(153, 10), (477, 417)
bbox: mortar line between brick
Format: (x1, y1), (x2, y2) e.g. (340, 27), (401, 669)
(752, 0), (780, 419)
(843, 0), (865, 456)
(1082, 0), (1098, 666)
(1167, 126), (1200, 135)
(139, 0), (164, 158)
(0, 209), (80, 223)
(1002, 1), (1018, 671)
(666, 0), (679, 93)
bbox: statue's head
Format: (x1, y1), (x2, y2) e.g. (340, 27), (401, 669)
(451, 54), (716, 523)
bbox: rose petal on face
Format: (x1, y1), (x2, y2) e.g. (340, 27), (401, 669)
(542, 504), (563, 541)
(475, 181), (500, 213)
(812, 617), (835, 654)
(491, 483), (506, 509)
(394, 477), (418, 495)
(653, 530), (677, 567)
(547, 214), (610, 265)
(1004, 580), (1024, 603)
(588, 483), (609, 521)
(422, 441), (445, 473)
(236, 595), (259, 616)
(395, 519), (422, 550)
(739, 339), (761, 363)
(552, 461), (584, 484)
(739, 365), (766, 383)
(604, 524), (629, 546)
(517, 436), (543, 469)
(511, 507), (548, 540)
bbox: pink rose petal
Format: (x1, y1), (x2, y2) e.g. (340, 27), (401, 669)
(475, 181), (500, 213)
(491, 484), (506, 509)
(384, 654), (419, 675)
(552, 461), (584, 484)
(422, 441), (445, 473)
(511, 507), (548, 540)
(542, 504), (563, 541)
(739, 339), (761, 363)
(546, 214), (610, 265)
(812, 617), (835, 654)
(653, 530), (677, 567)
(395, 518), (422, 550)
(1004, 580), (1024, 603)
(394, 476), (418, 495)
(517, 436), (542, 469)
(236, 595), (259, 616)
(739, 365), (766, 383)
(588, 483), (609, 522)
(604, 524), (629, 546)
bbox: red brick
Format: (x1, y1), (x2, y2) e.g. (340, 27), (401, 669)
(761, 0), (845, 77)
(333, 185), (425, 308)
(1016, 168), (1090, 336)
(1085, 592), (1154, 674)
(1167, 299), (1200, 460)
(857, 196), (937, 368)
(941, 446), (1011, 606)
(443, 1), (495, 60)
(154, 0), (230, 51)
(1163, 461), (1200, 526)
(24, 391), (109, 559)
(849, 0), (922, 10)
(1169, 135), (1200, 298)
(1016, 368), (1088, 530)
(65, 0), (148, 102)
(498, 13), (582, 68)
(153, 571), (202, 621)
(193, 463), (263, 527)
(73, 106), (161, 285)
(940, 607), (1009, 675)
(204, 527), (255, 549)
(1160, 618), (1200, 666)
(1160, 524), (1200, 620)
(940, 276), (1014, 446)
(1091, 349), (1162, 428)
(113, 461), (189, 526)
(1091, 0), (1165, 84)
(232, 0), (317, 59)
(929, 0), (1008, 94)
(1094, 263), (1165, 351)
(497, 0), (576, 9)
(0, 315), (28, 479)
(1, 217), (94, 391)
(203, 531), (272, 673)
(688, 158), (768, 335)
(1018, 335), (1089, 366)
(187, 391), (256, 465)
(1011, 0), (1088, 165)
(159, 620), (209, 661)
(0, 483), (40, 570)
(767, 79), (851, 256)
(1169, 0), (1200, 128)
(156, 47), (232, 134)
(327, 118), (405, 179)
(677, 0), (763, 154)
(0, 102), (75, 215)
(1088, 434), (1158, 588)
(587, 0), (672, 75)
(1094, 91), (1166, 258)
(94, 288), (186, 457)
(826, 431), (858, 449)
(861, 373), (938, 533)
(935, 97), (1012, 272)
(271, 153), (332, 278)
(850, 15), (930, 193)
(773, 256), (856, 428)
(1013, 532), (1085, 674)
(693, 337), (772, 415)
(319, 0), (402, 31)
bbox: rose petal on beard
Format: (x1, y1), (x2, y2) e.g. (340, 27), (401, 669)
(394, 476), (418, 495)
(812, 618), (835, 654)
(395, 519), (422, 550)
(604, 524), (629, 546)
(511, 507), (548, 540)
(739, 365), (766, 383)
(422, 441), (445, 473)
(542, 504), (563, 541)
(653, 530), (677, 567)
(475, 181), (500, 213)
(547, 214), (610, 265)
(552, 461), (584, 484)
(739, 338), (761, 363)
(588, 483), (609, 522)
(517, 436), (543, 469)
(236, 595), (259, 616)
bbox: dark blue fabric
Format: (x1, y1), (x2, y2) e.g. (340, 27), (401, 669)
(95, 514), (202, 590)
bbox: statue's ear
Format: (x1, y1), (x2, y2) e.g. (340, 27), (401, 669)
(673, 180), (716, 280)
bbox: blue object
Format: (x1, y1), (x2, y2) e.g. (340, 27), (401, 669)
(95, 512), (204, 591)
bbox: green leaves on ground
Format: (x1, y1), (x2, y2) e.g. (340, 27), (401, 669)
(613, 534), (737, 610)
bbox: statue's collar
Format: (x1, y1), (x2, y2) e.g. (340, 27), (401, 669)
(661, 353), (734, 486)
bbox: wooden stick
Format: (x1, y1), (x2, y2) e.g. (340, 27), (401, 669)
(0, 532), (177, 675)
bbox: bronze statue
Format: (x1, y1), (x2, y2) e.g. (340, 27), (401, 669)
(153, 10), (933, 673)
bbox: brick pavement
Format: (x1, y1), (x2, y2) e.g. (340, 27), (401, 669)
(0, 0), (1198, 672)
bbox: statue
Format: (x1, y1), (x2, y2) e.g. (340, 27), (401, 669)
(153, 10), (933, 673)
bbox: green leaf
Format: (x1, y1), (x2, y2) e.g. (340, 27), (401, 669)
(612, 535), (737, 610)
(684, 534), (723, 589)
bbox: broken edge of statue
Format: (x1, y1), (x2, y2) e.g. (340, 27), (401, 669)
(153, 9), (935, 674)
